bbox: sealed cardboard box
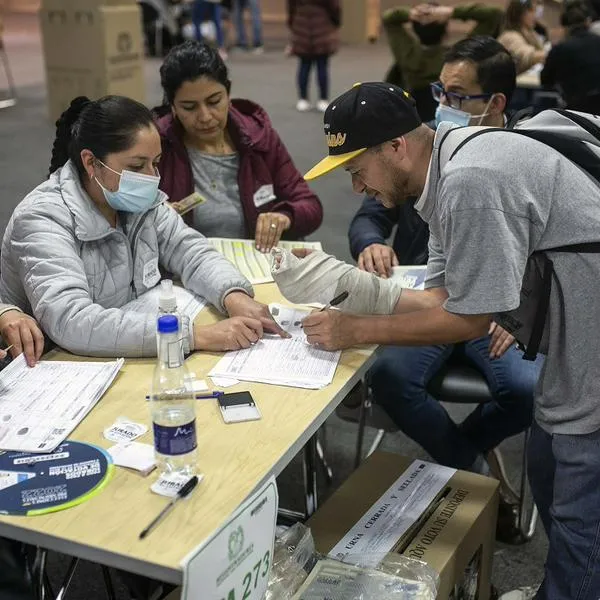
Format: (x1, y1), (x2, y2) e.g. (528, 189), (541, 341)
(39, 3), (145, 121)
(307, 452), (499, 600)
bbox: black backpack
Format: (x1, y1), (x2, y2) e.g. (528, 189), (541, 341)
(440, 109), (600, 360)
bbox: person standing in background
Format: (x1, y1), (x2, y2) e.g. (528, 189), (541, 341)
(288, 0), (341, 113)
(192, 0), (228, 59)
(232, 0), (264, 53)
(498, 0), (548, 73)
(382, 3), (503, 121)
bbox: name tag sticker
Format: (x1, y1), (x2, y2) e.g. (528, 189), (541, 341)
(253, 184), (276, 208)
(175, 192), (207, 215)
(143, 258), (161, 288)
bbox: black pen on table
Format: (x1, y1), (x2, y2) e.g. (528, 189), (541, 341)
(320, 290), (349, 311)
(139, 475), (199, 539)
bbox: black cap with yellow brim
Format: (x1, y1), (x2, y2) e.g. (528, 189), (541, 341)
(304, 82), (422, 181)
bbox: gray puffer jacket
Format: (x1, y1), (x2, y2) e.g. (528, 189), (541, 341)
(0, 161), (254, 357)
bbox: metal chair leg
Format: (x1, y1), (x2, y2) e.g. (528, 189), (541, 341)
(302, 434), (318, 517)
(101, 566), (116, 600)
(33, 548), (48, 600)
(354, 379), (369, 468)
(518, 427), (538, 541)
(365, 429), (386, 459)
(315, 436), (333, 485)
(54, 558), (79, 600)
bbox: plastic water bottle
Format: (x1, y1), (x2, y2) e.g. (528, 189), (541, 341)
(157, 280), (179, 354)
(151, 315), (197, 476)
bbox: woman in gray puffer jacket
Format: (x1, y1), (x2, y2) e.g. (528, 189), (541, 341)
(0, 95), (283, 357)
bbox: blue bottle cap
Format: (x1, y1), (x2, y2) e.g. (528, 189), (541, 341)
(157, 314), (179, 334)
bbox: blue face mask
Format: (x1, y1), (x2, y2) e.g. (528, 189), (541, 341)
(95, 160), (161, 213)
(435, 104), (472, 128)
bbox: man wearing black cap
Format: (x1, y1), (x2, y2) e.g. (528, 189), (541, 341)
(272, 82), (600, 600)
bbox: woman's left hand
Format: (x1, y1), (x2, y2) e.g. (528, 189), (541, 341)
(224, 291), (290, 338)
(255, 213), (292, 253)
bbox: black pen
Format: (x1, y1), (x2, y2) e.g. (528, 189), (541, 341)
(320, 290), (349, 311)
(139, 475), (199, 539)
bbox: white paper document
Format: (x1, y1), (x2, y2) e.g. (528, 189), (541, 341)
(208, 238), (323, 285)
(390, 266), (427, 290)
(328, 460), (456, 566)
(122, 284), (207, 321)
(209, 304), (341, 389)
(0, 355), (124, 453)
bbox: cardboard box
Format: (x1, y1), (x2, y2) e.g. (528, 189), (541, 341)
(39, 3), (145, 121)
(307, 452), (499, 600)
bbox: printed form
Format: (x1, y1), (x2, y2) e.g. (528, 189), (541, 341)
(0, 355), (123, 453)
(208, 238), (323, 285)
(209, 304), (341, 389)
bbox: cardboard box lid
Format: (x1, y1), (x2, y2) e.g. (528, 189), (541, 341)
(307, 452), (498, 591)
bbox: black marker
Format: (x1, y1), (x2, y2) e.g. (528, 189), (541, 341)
(320, 290), (349, 311)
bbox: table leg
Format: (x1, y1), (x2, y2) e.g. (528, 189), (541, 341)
(354, 379), (368, 469)
(302, 435), (318, 517)
(101, 566), (116, 600)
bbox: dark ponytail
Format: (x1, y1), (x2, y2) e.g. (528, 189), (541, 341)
(48, 95), (155, 178)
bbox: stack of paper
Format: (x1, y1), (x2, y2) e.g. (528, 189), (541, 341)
(208, 238), (323, 285)
(209, 304), (341, 389)
(0, 355), (124, 453)
(122, 284), (207, 321)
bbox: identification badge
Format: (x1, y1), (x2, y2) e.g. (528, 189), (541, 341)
(142, 258), (161, 288)
(253, 184), (276, 208)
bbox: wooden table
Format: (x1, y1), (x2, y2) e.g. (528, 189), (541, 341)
(516, 68), (542, 90)
(0, 284), (378, 585)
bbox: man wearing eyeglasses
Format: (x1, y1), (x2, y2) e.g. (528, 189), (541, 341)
(345, 36), (542, 545)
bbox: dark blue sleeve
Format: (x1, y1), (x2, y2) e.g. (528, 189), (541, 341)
(348, 195), (400, 260)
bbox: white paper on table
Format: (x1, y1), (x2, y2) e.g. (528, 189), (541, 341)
(121, 283), (207, 321)
(328, 460), (456, 567)
(269, 303), (309, 340)
(108, 442), (156, 475)
(210, 376), (240, 388)
(209, 336), (341, 389)
(208, 238), (323, 285)
(390, 266), (427, 290)
(0, 354), (124, 453)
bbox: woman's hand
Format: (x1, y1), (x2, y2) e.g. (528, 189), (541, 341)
(224, 291), (290, 337)
(255, 213), (292, 253)
(194, 317), (264, 351)
(0, 310), (45, 367)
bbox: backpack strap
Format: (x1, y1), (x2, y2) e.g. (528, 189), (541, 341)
(552, 108), (600, 142)
(523, 253), (553, 361)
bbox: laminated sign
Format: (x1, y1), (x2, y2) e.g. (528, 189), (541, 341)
(182, 477), (278, 600)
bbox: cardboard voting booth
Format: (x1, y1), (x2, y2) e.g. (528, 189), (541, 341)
(307, 452), (499, 600)
(39, 0), (144, 121)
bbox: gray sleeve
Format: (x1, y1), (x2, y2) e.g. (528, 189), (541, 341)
(424, 231), (446, 289)
(153, 204), (254, 312)
(438, 170), (533, 315)
(11, 206), (158, 357)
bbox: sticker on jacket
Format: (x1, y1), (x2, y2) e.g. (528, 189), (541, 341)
(253, 184), (276, 208)
(143, 258), (161, 289)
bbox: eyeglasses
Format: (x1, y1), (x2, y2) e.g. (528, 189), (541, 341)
(430, 82), (492, 110)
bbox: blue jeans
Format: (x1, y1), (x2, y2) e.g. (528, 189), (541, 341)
(232, 0), (263, 47)
(193, 1), (225, 48)
(369, 336), (543, 469)
(528, 421), (600, 600)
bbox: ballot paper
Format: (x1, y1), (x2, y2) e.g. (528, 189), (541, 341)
(209, 304), (341, 389)
(292, 559), (434, 600)
(0, 355), (124, 453)
(121, 284), (207, 321)
(208, 238), (323, 285)
(390, 266), (427, 290)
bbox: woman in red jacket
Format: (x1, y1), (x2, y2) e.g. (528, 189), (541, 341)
(155, 41), (323, 253)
